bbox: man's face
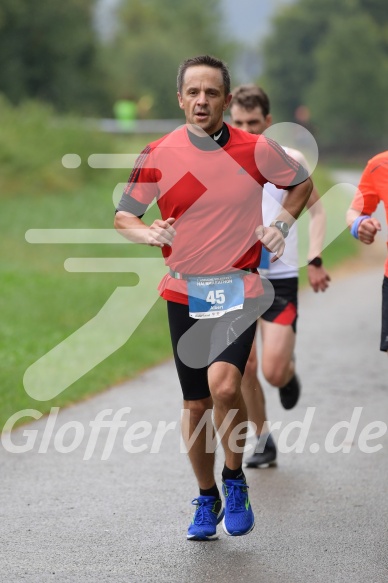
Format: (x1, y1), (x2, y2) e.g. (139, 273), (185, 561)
(229, 104), (272, 135)
(177, 65), (232, 135)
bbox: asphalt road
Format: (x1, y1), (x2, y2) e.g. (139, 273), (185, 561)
(1, 259), (387, 582)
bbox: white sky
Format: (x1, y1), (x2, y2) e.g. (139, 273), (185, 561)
(95, 0), (296, 45)
(222, 0), (296, 45)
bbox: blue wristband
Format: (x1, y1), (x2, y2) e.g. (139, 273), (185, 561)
(350, 215), (370, 239)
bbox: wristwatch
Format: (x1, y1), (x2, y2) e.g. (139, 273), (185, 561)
(308, 257), (323, 267)
(270, 220), (289, 238)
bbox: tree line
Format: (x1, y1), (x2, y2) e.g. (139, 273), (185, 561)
(1, 0), (387, 152)
(0, 0), (232, 118)
(262, 0), (388, 152)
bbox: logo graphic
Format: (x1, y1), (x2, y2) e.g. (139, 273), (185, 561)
(23, 122), (358, 401)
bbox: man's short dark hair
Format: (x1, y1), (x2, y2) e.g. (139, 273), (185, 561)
(177, 55), (231, 96)
(230, 85), (271, 117)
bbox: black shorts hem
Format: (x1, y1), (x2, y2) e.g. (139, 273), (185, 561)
(260, 277), (298, 333)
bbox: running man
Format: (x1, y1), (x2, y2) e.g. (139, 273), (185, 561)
(114, 56), (312, 540)
(346, 150), (388, 354)
(229, 85), (330, 467)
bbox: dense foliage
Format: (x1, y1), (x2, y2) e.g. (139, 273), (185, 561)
(262, 0), (388, 151)
(0, 0), (110, 114)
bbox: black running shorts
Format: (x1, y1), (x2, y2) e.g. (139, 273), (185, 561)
(167, 298), (260, 401)
(381, 276), (388, 352)
(261, 277), (298, 333)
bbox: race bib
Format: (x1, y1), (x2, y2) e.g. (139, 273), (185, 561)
(187, 273), (244, 319)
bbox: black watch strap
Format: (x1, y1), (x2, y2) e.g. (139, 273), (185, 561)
(308, 257), (323, 267)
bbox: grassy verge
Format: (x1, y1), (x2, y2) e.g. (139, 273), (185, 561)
(0, 108), (361, 427)
(0, 183), (172, 427)
(298, 165), (360, 286)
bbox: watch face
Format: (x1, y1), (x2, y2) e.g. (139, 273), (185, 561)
(276, 221), (289, 237)
(270, 220), (289, 237)
(280, 221), (289, 236)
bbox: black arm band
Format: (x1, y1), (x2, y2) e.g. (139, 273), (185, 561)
(115, 196), (148, 217)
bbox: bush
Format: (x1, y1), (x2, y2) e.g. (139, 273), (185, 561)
(0, 95), (119, 196)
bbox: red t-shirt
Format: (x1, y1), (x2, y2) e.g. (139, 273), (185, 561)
(118, 124), (308, 304)
(351, 151), (388, 277)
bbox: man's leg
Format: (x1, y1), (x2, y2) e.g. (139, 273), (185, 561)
(261, 319), (301, 409)
(208, 360), (255, 536)
(240, 331), (277, 468)
(167, 301), (224, 541)
(170, 299), (257, 537)
(208, 361), (247, 469)
(260, 320), (296, 388)
(259, 277), (300, 409)
(181, 396), (215, 489)
(182, 397), (225, 540)
(207, 297), (260, 465)
(380, 276), (388, 353)
(240, 332), (268, 436)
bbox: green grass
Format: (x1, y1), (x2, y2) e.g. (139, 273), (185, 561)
(298, 165), (360, 286)
(0, 100), (171, 427)
(0, 180), (173, 426)
(0, 108), (361, 427)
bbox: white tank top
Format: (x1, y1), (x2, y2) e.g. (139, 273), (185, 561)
(261, 147), (299, 279)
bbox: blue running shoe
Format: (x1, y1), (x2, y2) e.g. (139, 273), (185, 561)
(222, 479), (255, 536)
(187, 496), (224, 541)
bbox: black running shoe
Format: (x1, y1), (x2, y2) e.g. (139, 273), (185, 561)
(245, 433), (277, 468)
(279, 374), (301, 410)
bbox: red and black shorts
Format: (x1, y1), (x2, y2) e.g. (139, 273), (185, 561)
(261, 277), (298, 333)
(381, 276), (388, 352)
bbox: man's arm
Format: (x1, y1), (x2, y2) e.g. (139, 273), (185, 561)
(256, 176), (313, 261)
(305, 188), (331, 291)
(114, 143), (176, 248)
(346, 207), (381, 245)
(346, 158), (382, 244)
(306, 189), (326, 259)
(287, 148), (330, 292)
(114, 211), (176, 248)
(276, 176), (314, 224)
